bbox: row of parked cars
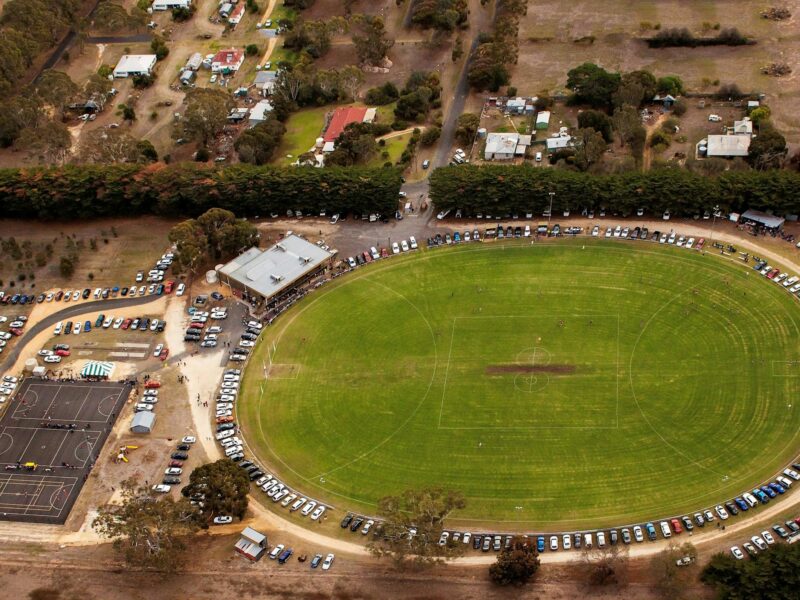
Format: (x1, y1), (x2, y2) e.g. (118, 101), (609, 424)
(0, 314), (27, 345)
(183, 306), (229, 347)
(344, 238), (420, 269)
(210, 367), (330, 526)
(435, 467), (800, 554)
(152, 434), (197, 493)
(730, 517), (800, 560)
(228, 319), (263, 362)
(753, 260), (800, 298)
(54, 314), (167, 336)
(0, 375), (19, 404)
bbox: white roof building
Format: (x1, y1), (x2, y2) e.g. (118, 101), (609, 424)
(535, 111), (551, 129)
(248, 100), (274, 126)
(705, 134), (751, 157)
(152, 0), (190, 10)
(484, 133), (531, 160)
(113, 55), (157, 78)
(732, 117), (753, 135)
(546, 135), (573, 152)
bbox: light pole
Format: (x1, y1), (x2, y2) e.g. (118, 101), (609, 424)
(547, 192), (555, 228)
(710, 204), (720, 245)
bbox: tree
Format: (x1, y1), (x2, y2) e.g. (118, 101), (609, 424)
(92, 478), (199, 571)
(656, 75), (684, 96)
(325, 122), (378, 166)
(367, 487), (466, 569)
(0, 94), (44, 147)
(92, 1), (145, 32)
(117, 103), (136, 123)
(168, 219), (207, 273)
(421, 126), (441, 146)
(411, 0), (468, 31)
(59, 256), (75, 277)
(351, 15), (394, 66)
(181, 460), (250, 525)
(489, 535), (540, 586)
(651, 542), (697, 599)
(16, 121), (72, 165)
(748, 106), (771, 126)
(32, 70), (79, 119)
(84, 73), (112, 109)
(612, 104), (643, 147)
(613, 70), (657, 107)
(467, 43), (510, 91)
(701, 543), (800, 599)
(235, 118), (286, 165)
(578, 543), (630, 586)
(748, 124), (787, 170)
(455, 112), (480, 145)
(573, 128), (608, 171)
(181, 88), (234, 145)
(151, 35), (169, 61)
(77, 128), (156, 163)
(338, 64), (364, 100)
(566, 62), (620, 109)
(365, 81), (399, 105)
(218, 219), (259, 256)
(577, 110), (613, 142)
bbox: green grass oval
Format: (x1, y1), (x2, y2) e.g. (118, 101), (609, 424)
(239, 240), (800, 529)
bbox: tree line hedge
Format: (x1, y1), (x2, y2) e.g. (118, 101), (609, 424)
(0, 164), (402, 220)
(429, 165), (800, 217)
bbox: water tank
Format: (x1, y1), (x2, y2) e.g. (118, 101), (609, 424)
(24, 358), (38, 373)
(698, 145), (707, 158)
(477, 128), (487, 139)
(206, 270), (219, 284)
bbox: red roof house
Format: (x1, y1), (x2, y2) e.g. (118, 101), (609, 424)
(323, 106), (368, 143)
(211, 48), (245, 73)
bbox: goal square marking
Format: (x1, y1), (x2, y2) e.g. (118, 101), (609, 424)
(439, 315), (621, 430)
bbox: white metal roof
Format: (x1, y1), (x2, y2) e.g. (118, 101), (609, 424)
(706, 134), (751, 157)
(218, 235), (333, 299)
(485, 133), (519, 156)
(114, 55), (156, 74)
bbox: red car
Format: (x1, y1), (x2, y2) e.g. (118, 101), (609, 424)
(55, 349), (71, 357)
(9, 328), (22, 337)
(189, 322), (205, 329)
(670, 518), (683, 534)
(767, 269), (780, 280)
(695, 237), (705, 251)
(362, 251), (372, 263)
(121, 318), (132, 330)
(168, 460), (184, 468)
(380, 247), (389, 258)
(164, 281), (174, 294)
(159, 348), (169, 361)
(144, 381), (161, 389)
(216, 416), (235, 424)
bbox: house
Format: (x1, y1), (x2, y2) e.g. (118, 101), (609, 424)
(152, 0), (190, 10)
(484, 133), (531, 160)
(234, 527), (267, 561)
(546, 134), (573, 152)
(248, 100), (274, 127)
(211, 48), (244, 74)
(185, 52), (203, 71)
(113, 55), (157, 78)
(323, 106), (369, 143)
(703, 134), (751, 158)
(506, 97), (526, 114)
(228, 2), (245, 25)
(253, 71), (277, 97)
(228, 107), (249, 123)
(731, 117), (753, 135)
(535, 111), (551, 130)
(130, 411), (155, 434)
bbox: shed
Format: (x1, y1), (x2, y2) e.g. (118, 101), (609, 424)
(363, 107), (377, 123)
(705, 134), (751, 157)
(248, 100), (273, 126)
(740, 209), (785, 231)
(185, 52), (203, 71)
(732, 117), (753, 135)
(546, 135), (573, 152)
(179, 70), (195, 85)
(535, 111), (551, 130)
(130, 411), (155, 434)
(235, 527), (267, 561)
(113, 55), (157, 78)
(254, 70), (277, 97)
(506, 97), (526, 114)
(32, 366), (47, 378)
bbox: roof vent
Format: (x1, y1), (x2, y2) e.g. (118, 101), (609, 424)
(300, 256), (312, 264)
(270, 274), (284, 282)
(275, 242), (286, 252)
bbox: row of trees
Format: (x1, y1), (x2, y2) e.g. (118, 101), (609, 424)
(647, 27), (752, 48)
(430, 165), (800, 216)
(566, 63), (685, 111)
(467, 0), (528, 91)
(0, 163), (403, 219)
(411, 0), (469, 32)
(283, 16), (348, 59)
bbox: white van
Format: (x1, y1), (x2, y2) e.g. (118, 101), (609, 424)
(742, 492), (758, 508)
(596, 531), (606, 548)
(583, 533), (593, 548)
(659, 521), (672, 538)
(53, 322), (63, 335)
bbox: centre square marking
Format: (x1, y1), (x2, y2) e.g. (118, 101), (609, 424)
(439, 315), (621, 430)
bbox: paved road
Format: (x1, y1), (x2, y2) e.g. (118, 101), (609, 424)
(0, 294), (165, 372)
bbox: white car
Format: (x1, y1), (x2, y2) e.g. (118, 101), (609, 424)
(153, 343), (164, 357)
(751, 536), (767, 551)
(685, 237), (695, 249)
(301, 501), (317, 516)
(562, 534), (571, 550)
(176, 283), (186, 296)
(604, 227), (612, 238)
(281, 493), (297, 508)
(224, 445), (242, 457)
(400, 240), (409, 252)
(761, 531), (775, 545)
(409, 236), (418, 250)
(181, 436), (196, 444)
(152, 484), (171, 493)
(322, 553), (334, 570)
(290, 498), (306, 512)
(633, 526), (644, 542)
(73, 322), (81, 334)
(362, 519), (374, 535)
(44, 355), (62, 364)
(215, 430), (235, 440)
(165, 467), (183, 475)
(134, 403), (153, 411)
(72, 291), (80, 301)
(715, 505), (729, 520)
(370, 246), (380, 260)
(239, 340), (254, 347)
(310, 505), (325, 521)
(269, 544), (285, 560)
(730, 546), (744, 560)
(213, 516), (233, 525)
(391, 242), (400, 254)
(38, 349), (54, 356)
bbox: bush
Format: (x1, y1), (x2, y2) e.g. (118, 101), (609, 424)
(420, 126), (441, 146)
(132, 74), (155, 89)
(506, 86), (517, 96)
(671, 98), (687, 116)
(716, 83), (746, 99)
(391, 120), (409, 131)
(245, 44), (259, 56)
(365, 82), (400, 106)
(195, 147), (210, 162)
